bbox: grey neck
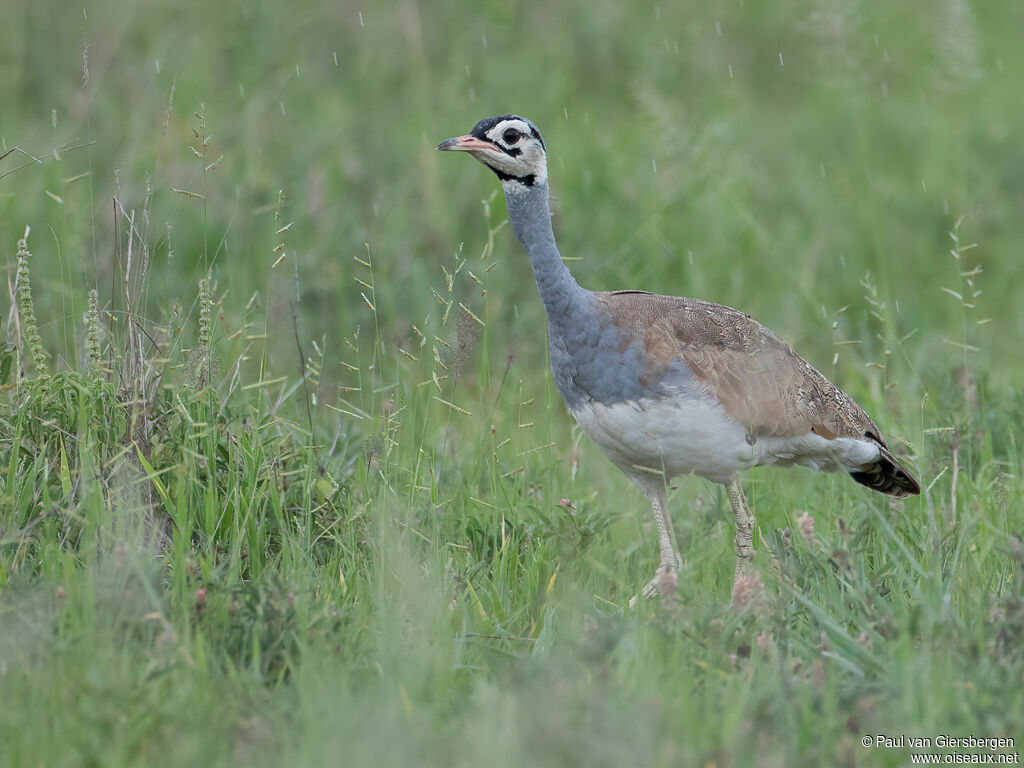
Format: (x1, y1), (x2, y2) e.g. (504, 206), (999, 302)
(502, 180), (588, 326)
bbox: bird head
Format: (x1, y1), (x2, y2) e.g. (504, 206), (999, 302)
(437, 115), (547, 188)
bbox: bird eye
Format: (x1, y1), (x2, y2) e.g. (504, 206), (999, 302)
(502, 128), (521, 145)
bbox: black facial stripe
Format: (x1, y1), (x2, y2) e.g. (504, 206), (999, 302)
(528, 126), (545, 150)
(470, 114), (545, 151)
(490, 167), (536, 186)
(470, 115), (512, 140)
(497, 145), (522, 157)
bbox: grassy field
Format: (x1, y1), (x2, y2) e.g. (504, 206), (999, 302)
(2, 0), (1023, 765)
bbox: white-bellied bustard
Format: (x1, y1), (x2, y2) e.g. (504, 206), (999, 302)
(438, 115), (920, 606)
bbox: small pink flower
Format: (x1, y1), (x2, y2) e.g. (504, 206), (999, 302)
(796, 511), (815, 546)
(656, 568), (678, 597)
(732, 571), (764, 608)
(756, 631), (771, 651)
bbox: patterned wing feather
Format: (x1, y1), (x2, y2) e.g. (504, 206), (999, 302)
(599, 290), (920, 496)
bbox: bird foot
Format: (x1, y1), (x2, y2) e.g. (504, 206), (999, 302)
(629, 556), (682, 610)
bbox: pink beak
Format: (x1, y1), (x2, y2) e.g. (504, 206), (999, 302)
(436, 135), (497, 152)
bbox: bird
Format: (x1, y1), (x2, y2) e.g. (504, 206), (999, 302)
(437, 115), (920, 606)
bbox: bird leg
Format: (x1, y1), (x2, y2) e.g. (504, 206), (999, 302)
(726, 478), (756, 596)
(629, 484), (682, 609)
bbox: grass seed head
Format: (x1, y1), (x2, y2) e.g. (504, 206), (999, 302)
(87, 288), (102, 376)
(15, 233), (49, 383)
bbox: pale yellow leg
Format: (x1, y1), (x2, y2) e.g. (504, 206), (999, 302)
(629, 484), (682, 609)
(727, 477), (756, 594)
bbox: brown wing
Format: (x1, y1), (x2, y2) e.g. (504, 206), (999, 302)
(598, 290), (880, 441)
(597, 290), (919, 497)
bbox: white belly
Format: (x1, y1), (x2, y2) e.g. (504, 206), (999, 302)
(570, 396), (883, 487)
(570, 395), (756, 485)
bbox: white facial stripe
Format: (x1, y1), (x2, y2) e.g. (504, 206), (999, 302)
(472, 118), (547, 187)
(486, 120), (532, 143)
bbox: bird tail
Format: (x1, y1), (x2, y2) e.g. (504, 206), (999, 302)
(849, 442), (920, 498)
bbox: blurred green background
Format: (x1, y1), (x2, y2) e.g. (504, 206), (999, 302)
(4, 0), (1022, 376)
(2, 0), (1024, 766)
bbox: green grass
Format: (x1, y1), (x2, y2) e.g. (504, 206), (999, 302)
(2, 0), (1024, 765)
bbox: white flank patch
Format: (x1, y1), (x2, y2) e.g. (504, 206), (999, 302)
(754, 434), (880, 473)
(571, 396), (883, 486)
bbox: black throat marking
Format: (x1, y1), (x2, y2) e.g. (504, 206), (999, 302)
(490, 167), (536, 186)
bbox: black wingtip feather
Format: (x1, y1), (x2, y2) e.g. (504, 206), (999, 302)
(850, 445), (921, 498)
